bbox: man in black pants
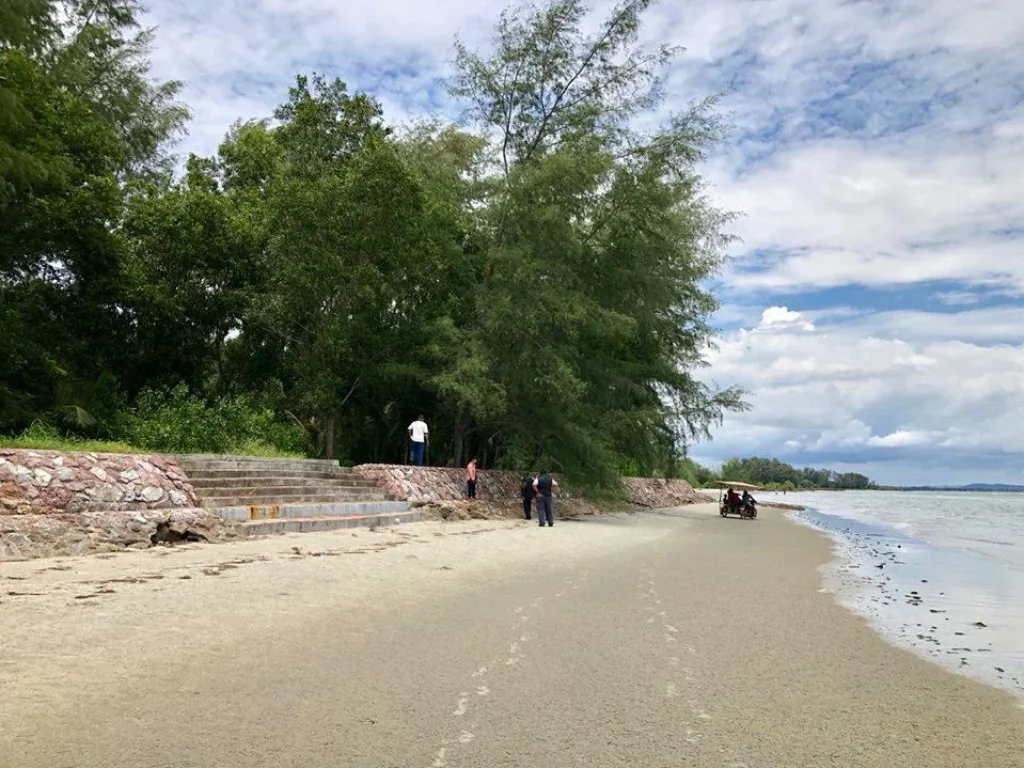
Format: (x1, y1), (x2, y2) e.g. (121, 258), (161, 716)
(533, 470), (558, 527)
(521, 474), (536, 520)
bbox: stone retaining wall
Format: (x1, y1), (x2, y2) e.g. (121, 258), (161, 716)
(0, 450), (219, 561)
(352, 464), (709, 507)
(0, 450), (199, 515)
(0, 508), (238, 561)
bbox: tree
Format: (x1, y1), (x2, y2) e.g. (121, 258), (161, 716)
(444, 0), (745, 486)
(0, 0), (186, 432)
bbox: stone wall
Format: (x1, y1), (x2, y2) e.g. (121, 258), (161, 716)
(352, 464), (709, 507)
(0, 450), (199, 515)
(0, 508), (237, 561)
(352, 464), (524, 503)
(0, 450), (219, 561)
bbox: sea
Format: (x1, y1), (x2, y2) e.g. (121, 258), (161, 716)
(782, 490), (1024, 698)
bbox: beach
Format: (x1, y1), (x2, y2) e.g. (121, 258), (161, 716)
(787, 490), (1024, 697)
(1, 504), (1022, 767)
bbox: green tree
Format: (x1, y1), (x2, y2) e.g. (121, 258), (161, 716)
(0, 0), (186, 432)
(444, 0), (745, 486)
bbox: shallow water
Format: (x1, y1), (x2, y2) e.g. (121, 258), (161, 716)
(783, 490), (1024, 697)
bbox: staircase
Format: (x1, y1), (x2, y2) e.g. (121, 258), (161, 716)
(176, 455), (419, 535)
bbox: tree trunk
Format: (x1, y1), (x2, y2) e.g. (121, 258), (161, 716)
(325, 416), (335, 460)
(452, 407), (468, 468)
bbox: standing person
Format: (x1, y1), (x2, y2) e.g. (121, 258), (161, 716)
(407, 415), (429, 466)
(533, 470), (558, 528)
(466, 458), (478, 499)
(521, 474), (536, 520)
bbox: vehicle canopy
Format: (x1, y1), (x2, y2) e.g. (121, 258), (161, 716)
(717, 481), (761, 490)
(716, 481), (761, 500)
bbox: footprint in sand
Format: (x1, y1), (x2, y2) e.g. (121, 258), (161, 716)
(458, 731), (475, 744)
(666, 683), (680, 698)
(432, 748), (447, 767)
(471, 666), (488, 678)
(477, 686), (490, 697)
(452, 695), (469, 716)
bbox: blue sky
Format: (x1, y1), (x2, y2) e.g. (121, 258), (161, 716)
(139, 0), (1024, 486)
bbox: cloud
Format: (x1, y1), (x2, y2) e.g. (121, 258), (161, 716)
(700, 304), (1024, 483)
(759, 305), (815, 331)
(867, 430), (934, 448)
(932, 291), (980, 306)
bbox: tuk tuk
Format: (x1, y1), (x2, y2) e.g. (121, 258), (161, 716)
(717, 481), (760, 519)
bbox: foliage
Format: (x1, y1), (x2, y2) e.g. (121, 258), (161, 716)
(716, 456), (875, 490)
(118, 385), (305, 456)
(2, 0), (749, 488)
(0, 0), (187, 436)
(0, 421), (140, 454)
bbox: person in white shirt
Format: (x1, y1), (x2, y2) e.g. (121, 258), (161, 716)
(408, 415), (429, 466)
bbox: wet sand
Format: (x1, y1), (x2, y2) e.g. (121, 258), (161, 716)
(1, 504), (1022, 767)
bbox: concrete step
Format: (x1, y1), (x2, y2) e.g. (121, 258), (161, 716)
(216, 500), (411, 522)
(199, 491), (387, 507)
(241, 510), (422, 535)
(193, 487), (385, 505)
(188, 476), (377, 491)
(182, 468), (361, 481)
(178, 462), (353, 476)
(176, 454), (342, 468)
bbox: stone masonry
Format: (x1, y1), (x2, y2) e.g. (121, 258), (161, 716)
(0, 450), (199, 515)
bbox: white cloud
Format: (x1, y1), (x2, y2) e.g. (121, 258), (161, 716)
(759, 306), (815, 331)
(932, 291), (979, 306)
(701, 304), (1024, 483)
(867, 430), (934, 448)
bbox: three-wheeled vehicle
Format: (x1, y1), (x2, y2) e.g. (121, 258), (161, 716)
(717, 481), (759, 519)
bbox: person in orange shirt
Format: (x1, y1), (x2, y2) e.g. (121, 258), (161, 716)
(466, 458), (478, 499)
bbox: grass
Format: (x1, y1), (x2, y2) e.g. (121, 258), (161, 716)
(0, 434), (145, 454)
(0, 434), (305, 458)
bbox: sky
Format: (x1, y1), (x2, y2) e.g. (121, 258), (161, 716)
(138, 0), (1024, 486)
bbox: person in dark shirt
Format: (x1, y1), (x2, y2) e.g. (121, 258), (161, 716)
(532, 471), (559, 528)
(521, 474), (536, 520)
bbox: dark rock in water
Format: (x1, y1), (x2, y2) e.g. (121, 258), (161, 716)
(921, 579), (927, 583)
(995, 667), (1005, 673)
(930, 609), (945, 614)
(874, 563), (884, 569)
(973, 621), (988, 628)
(955, 632), (965, 636)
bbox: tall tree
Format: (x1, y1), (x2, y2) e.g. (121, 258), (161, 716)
(0, 0), (187, 431)
(445, 0), (746, 486)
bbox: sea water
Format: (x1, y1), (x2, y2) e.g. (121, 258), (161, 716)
(784, 490), (1024, 697)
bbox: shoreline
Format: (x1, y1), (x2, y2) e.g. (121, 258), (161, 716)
(788, 498), (1024, 699)
(2, 504), (1022, 766)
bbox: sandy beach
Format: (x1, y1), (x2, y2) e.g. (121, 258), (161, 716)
(1, 503), (1022, 767)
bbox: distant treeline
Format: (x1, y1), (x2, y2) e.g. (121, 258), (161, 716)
(677, 456), (875, 490)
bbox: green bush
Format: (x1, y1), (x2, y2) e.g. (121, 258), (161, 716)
(118, 385), (306, 456)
